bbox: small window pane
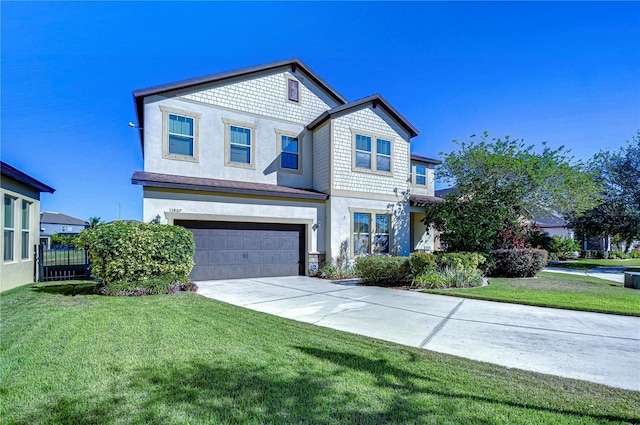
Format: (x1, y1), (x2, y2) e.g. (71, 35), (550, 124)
(356, 152), (371, 169)
(416, 165), (427, 175)
(416, 175), (426, 185)
(377, 139), (391, 156)
(169, 115), (193, 136)
(373, 235), (389, 254)
(21, 202), (29, 230)
(4, 196), (14, 228)
(356, 135), (371, 152)
(169, 135), (194, 156)
(376, 215), (390, 234)
(22, 231), (29, 259)
(281, 136), (298, 153)
(353, 212), (371, 256)
(230, 145), (251, 164)
(354, 213), (370, 234)
(281, 152), (298, 170)
(377, 155), (391, 172)
(4, 230), (13, 261)
(230, 126), (251, 146)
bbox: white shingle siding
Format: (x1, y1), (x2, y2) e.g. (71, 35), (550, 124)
(182, 70), (338, 125)
(312, 122), (331, 192)
(331, 107), (410, 195)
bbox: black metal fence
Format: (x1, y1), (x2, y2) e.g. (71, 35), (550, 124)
(37, 244), (90, 282)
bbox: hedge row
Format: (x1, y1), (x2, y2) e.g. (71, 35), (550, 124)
(76, 221), (195, 285)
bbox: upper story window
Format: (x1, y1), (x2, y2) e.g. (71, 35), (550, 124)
(287, 78), (299, 103)
(223, 118), (257, 169)
(21, 201), (30, 259)
(4, 195), (15, 261)
(281, 135), (299, 170)
(352, 131), (394, 175)
(160, 106), (201, 162)
(414, 164), (427, 186)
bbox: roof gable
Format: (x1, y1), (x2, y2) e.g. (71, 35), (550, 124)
(40, 212), (88, 226)
(307, 94), (419, 138)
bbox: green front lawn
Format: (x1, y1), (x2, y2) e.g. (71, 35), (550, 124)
(1, 281), (639, 424)
(425, 272), (640, 316)
(546, 258), (640, 270)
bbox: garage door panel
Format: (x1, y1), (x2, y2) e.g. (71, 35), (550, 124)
(177, 220), (305, 281)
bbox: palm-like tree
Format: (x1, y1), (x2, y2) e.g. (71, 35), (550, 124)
(88, 216), (104, 229)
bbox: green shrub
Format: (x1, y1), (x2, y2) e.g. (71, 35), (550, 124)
(436, 252), (486, 271)
(355, 256), (412, 286)
(630, 249), (640, 259)
(609, 249), (629, 260)
(77, 221), (195, 285)
(581, 250), (605, 259)
(318, 260), (356, 279)
(439, 266), (484, 288)
(412, 270), (446, 289)
(99, 274), (197, 296)
(490, 249), (548, 277)
(409, 252), (437, 276)
(550, 236), (580, 260)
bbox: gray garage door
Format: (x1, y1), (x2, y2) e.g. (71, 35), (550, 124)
(176, 220), (305, 281)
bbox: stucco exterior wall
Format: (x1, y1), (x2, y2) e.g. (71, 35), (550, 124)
(143, 188), (325, 255)
(331, 107), (410, 197)
(326, 195), (410, 260)
(1, 178), (41, 291)
(142, 69), (340, 189)
(312, 121), (331, 193)
(410, 213), (436, 252)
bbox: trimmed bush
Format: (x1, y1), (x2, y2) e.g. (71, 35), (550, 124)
(355, 256), (411, 286)
(490, 249), (548, 277)
(436, 252), (486, 271)
(409, 252), (437, 276)
(77, 221), (195, 285)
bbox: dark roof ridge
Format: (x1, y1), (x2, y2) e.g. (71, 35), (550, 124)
(307, 93), (419, 138)
(410, 153), (441, 165)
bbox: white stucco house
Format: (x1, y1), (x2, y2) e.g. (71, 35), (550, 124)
(1, 161), (55, 291)
(131, 58), (440, 280)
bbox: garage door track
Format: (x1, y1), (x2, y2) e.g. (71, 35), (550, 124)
(196, 276), (640, 391)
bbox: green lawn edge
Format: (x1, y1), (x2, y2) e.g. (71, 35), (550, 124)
(424, 272), (640, 316)
(1, 281), (639, 424)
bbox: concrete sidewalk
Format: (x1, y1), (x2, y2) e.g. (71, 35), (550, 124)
(543, 266), (626, 283)
(196, 276), (640, 391)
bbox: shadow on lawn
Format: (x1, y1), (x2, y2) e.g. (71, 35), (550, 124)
(12, 349), (638, 424)
(33, 282), (97, 296)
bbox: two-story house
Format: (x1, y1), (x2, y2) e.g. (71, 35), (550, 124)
(131, 59), (440, 281)
(40, 211), (89, 246)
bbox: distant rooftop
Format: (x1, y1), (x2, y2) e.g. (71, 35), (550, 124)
(40, 211), (88, 226)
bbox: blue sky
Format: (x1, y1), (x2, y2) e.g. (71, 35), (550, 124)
(2, 2), (639, 222)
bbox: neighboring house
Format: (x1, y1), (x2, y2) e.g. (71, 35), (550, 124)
(40, 212), (89, 246)
(131, 58), (439, 280)
(1, 161), (55, 291)
(530, 213), (574, 239)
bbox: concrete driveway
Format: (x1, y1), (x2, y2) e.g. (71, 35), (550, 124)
(196, 276), (640, 391)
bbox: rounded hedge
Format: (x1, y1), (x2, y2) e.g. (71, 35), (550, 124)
(490, 249), (548, 277)
(76, 221), (195, 285)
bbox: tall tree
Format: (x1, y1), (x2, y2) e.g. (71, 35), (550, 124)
(87, 216), (104, 229)
(567, 131), (640, 251)
(424, 132), (600, 253)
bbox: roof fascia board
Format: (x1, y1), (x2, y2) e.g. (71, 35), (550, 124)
(0, 161), (55, 193)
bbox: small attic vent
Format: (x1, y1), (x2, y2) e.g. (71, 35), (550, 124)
(288, 79), (299, 103)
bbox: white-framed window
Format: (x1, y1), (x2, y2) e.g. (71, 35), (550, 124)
(223, 118), (257, 169)
(4, 195), (15, 261)
(352, 211), (392, 256)
(414, 164), (427, 186)
(160, 106), (201, 162)
(21, 201), (30, 259)
(287, 78), (299, 103)
(352, 131), (394, 175)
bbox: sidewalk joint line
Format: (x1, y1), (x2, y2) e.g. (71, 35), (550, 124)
(419, 299), (465, 348)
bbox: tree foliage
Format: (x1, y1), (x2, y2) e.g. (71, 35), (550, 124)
(424, 132), (600, 253)
(567, 131), (640, 249)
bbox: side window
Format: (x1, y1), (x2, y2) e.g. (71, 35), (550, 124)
(223, 119), (256, 169)
(4, 196), (15, 261)
(373, 214), (390, 255)
(21, 201), (30, 259)
(376, 139), (391, 173)
(160, 106), (201, 162)
(353, 213), (371, 256)
(415, 164), (427, 186)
